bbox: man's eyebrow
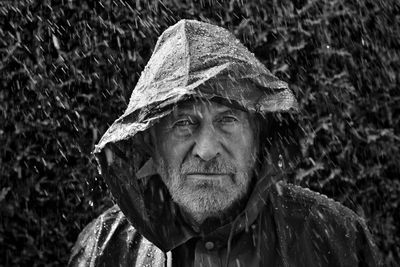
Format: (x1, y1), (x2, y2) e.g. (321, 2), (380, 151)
(170, 107), (196, 118)
(218, 108), (238, 114)
(217, 107), (244, 117)
(173, 106), (195, 114)
(172, 100), (193, 110)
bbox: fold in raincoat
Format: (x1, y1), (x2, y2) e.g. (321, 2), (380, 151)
(69, 20), (381, 267)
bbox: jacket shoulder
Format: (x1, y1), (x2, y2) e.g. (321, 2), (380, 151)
(68, 205), (165, 267)
(274, 182), (370, 234)
(276, 182), (359, 221)
(270, 182), (382, 266)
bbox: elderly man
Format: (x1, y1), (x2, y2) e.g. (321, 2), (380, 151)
(69, 20), (381, 266)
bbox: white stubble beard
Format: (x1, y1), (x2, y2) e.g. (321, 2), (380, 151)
(156, 157), (255, 224)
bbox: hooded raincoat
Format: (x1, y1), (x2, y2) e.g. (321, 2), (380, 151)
(69, 20), (381, 267)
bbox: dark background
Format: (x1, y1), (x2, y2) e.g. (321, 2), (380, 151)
(1, 0), (399, 266)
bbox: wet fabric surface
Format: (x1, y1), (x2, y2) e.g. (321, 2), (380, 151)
(69, 182), (381, 266)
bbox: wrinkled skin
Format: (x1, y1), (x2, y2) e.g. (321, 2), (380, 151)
(151, 99), (259, 224)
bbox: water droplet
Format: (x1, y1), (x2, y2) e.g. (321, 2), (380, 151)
(278, 154), (283, 168)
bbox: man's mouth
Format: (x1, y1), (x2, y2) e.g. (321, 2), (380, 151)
(185, 173), (231, 182)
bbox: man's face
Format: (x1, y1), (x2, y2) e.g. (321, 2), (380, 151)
(152, 100), (259, 223)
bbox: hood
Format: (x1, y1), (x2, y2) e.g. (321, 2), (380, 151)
(93, 19), (299, 252)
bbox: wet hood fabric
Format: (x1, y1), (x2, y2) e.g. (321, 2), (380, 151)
(94, 19), (298, 153)
(93, 19), (298, 252)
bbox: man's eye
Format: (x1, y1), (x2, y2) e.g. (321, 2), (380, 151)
(172, 118), (197, 136)
(219, 116), (238, 124)
(174, 119), (195, 127)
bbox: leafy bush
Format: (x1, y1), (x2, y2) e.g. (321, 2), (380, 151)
(1, 0), (398, 266)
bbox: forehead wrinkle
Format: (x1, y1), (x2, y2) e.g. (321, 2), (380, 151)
(173, 100), (240, 117)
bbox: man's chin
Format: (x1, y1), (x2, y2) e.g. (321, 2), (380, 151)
(173, 186), (239, 219)
(162, 171), (252, 223)
(182, 181), (230, 197)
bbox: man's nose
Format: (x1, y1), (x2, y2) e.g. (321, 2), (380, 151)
(192, 125), (221, 161)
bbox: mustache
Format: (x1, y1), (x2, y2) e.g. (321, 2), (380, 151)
(180, 158), (236, 174)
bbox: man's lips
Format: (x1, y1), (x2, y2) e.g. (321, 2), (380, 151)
(185, 173), (231, 181)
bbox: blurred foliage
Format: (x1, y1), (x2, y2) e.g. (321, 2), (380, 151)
(0, 0), (399, 266)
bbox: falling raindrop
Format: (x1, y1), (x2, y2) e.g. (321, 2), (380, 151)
(278, 154), (283, 168)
